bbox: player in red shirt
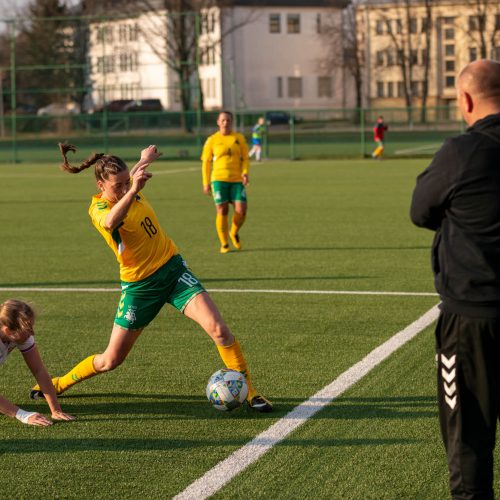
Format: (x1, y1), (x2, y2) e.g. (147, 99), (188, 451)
(372, 116), (388, 160)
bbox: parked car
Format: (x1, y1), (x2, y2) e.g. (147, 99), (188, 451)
(123, 99), (163, 112)
(37, 102), (80, 116)
(90, 98), (163, 113)
(265, 111), (303, 125)
(90, 99), (133, 113)
(13, 103), (38, 115)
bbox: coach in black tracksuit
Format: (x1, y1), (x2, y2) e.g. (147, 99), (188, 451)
(411, 60), (500, 500)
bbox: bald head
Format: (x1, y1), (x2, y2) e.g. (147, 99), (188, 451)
(458, 59), (500, 100)
(456, 59), (500, 125)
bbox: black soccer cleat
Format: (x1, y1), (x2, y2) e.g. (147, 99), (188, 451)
(248, 395), (273, 413)
(30, 389), (45, 400)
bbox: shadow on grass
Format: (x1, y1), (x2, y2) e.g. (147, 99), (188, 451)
(0, 436), (421, 454)
(29, 393), (437, 422)
(240, 246), (429, 253)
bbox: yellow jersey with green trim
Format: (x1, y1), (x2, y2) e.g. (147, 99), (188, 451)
(201, 131), (249, 185)
(89, 192), (178, 283)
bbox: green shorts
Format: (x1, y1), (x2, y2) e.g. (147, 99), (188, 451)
(114, 254), (205, 330)
(212, 181), (247, 205)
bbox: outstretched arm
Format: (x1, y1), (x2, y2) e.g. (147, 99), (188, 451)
(0, 393), (52, 426)
(129, 144), (162, 176)
(104, 146), (161, 230)
(22, 346), (75, 422)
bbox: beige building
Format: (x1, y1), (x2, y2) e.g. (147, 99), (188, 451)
(356, 0), (500, 113)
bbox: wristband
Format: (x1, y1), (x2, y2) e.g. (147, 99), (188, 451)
(15, 408), (36, 424)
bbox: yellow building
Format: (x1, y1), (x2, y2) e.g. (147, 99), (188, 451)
(356, 0), (500, 114)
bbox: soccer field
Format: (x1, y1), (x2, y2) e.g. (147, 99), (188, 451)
(0, 157), (492, 498)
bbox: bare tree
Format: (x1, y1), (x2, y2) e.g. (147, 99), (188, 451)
(460, 0), (500, 59)
(85, 0), (256, 131)
(379, 0), (431, 123)
(420, 0), (433, 123)
(319, 1), (364, 111)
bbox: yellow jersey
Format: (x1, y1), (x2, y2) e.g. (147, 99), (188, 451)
(89, 192), (178, 282)
(201, 131), (249, 185)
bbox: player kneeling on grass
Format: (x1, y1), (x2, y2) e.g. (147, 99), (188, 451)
(31, 143), (272, 413)
(0, 299), (75, 426)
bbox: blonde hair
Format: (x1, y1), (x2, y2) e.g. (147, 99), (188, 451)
(0, 299), (35, 332)
(58, 143), (128, 182)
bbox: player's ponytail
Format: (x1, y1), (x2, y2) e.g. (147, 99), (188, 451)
(58, 143), (128, 181)
(59, 143), (104, 174)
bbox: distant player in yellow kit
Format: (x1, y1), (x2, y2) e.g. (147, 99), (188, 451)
(201, 111), (249, 253)
(30, 143), (272, 413)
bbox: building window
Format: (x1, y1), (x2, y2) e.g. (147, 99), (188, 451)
(387, 81), (394, 98)
(118, 24), (127, 43)
(420, 48), (428, 65)
(396, 19), (402, 34)
(377, 81), (384, 98)
(277, 77), (283, 98)
(376, 50), (384, 66)
(318, 76), (332, 98)
(494, 46), (500, 62)
(387, 50), (395, 66)
(397, 81), (405, 98)
(445, 60), (455, 72)
(376, 19), (384, 35)
(410, 18), (417, 34)
(496, 14), (500, 30)
(421, 17), (430, 33)
(385, 20), (392, 34)
(288, 77), (302, 98)
(443, 17), (455, 25)
(469, 47), (478, 62)
(444, 28), (454, 40)
(445, 76), (455, 88)
(410, 50), (418, 65)
(287, 14), (300, 34)
(468, 15), (480, 31)
(316, 14), (321, 34)
(445, 44), (455, 56)
(129, 23), (139, 41)
(269, 14), (281, 34)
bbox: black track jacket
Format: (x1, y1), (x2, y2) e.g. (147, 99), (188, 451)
(411, 113), (500, 318)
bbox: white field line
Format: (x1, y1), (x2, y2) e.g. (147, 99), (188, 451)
(394, 143), (441, 155)
(174, 304), (440, 499)
(0, 287), (438, 297)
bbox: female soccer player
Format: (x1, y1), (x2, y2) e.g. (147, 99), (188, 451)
(31, 143), (272, 413)
(201, 111), (249, 253)
(0, 299), (75, 426)
(248, 116), (266, 162)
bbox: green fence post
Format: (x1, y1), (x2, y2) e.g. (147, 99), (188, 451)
(290, 111), (295, 160)
(9, 19), (17, 163)
(360, 107), (365, 158)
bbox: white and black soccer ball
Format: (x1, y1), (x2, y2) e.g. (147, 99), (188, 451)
(206, 368), (248, 411)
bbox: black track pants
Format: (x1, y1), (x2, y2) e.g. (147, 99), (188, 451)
(435, 310), (500, 499)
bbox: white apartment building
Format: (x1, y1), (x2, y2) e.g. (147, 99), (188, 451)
(87, 0), (352, 112)
(356, 0), (500, 111)
(200, 0), (352, 111)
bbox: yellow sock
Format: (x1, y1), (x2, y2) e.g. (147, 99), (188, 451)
(216, 340), (257, 400)
(55, 354), (98, 394)
(215, 214), (229, 247)
(230, 212), (246, 236)
(373, 146), (384, 157)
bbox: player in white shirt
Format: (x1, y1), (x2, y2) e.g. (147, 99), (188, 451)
(0, 299), (74, 426)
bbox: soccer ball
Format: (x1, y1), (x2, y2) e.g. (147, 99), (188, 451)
(206, 368), (248, 411)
